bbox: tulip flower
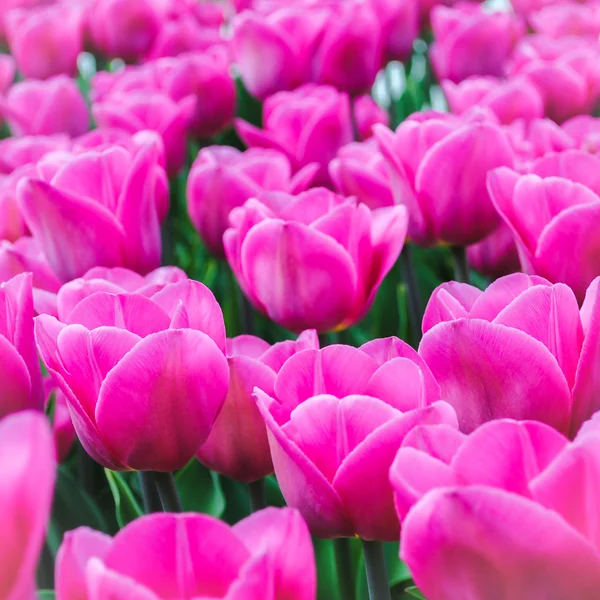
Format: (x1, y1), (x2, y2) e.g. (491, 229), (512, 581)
(507, 36), (600, 123)
(530, 3), (600, 38)
(56, 508), (316, 600)
(56, 265), (187, 321)
(562, 115), (600, 154)
(329, 140), (393, 211)
(255, 340), (456, 539)
(430, 4), (524, 83)
(36, 278), (229, 471)
(0, 411), (56, 600)
(224, 188), (408, 333)
(232, 1), (381, 99)
(373, 0), (419, 62)
(187, 146), (318, 256)
(0, 273), (43, 418)
(375, 110), (514, 247)
(85, 0), (163, 61)
(353, 95), (389, 141)
(442, 76), (545, 124)
(92, 91), (194, 175)
(197, 330), (319, 482)
(4, 2), (83, 80)
(419, 272), (600, 436)
(236, 84), (353, 186)
(400, 417), (600, 599)
(0, 237), (62, 315)
(0, 55), (15, 95)
(488, 150), (600, 300)
(0, 75), (89, 137)
(0, 164), (35, 242)
(466, 222), (520, 278)
(17, 140), (168, 282)
(0, 134), (71, 174)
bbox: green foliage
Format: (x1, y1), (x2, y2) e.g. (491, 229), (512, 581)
(105, 470), (144, 528)
(175, 460), (226, 517)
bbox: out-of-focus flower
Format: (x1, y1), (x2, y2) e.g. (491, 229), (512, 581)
(0, 55), (15, 95)
(0, 76), (89, 137)
(530, 2), (600, 38)
(466, 222), (521, 278)
(56, 508), (316, 600)
(187, 146), (317, 256)
(562, 115), (600, 154)
(198, 330), (319, 482)
(372, 0), (419, 62)
(489, 150), (600, 301)
(375, 110), (514, 246)
(44, 379), (76, 463)
(442, 76), (545, 124)
(236, 84), (354, 186)
(353, 95), (389, 141)
(430, 4), (525, 83)
(255, 339), (456, 539)
(0, 164), (35, 242)
(420, 272), (600, 436)
(225, 188), (408, 333)
(4, 2), (83, 80)
(36, 278), (229, 471)
(0, 135), (71, 174)
(17, 140), (167, 282)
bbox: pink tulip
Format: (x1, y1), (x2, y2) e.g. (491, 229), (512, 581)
(530, 2), (600, 38)
(488, 150), (600, 300)
(197, 330), (319, 482)
(0, 75), (89, 137)
(225, 188), (408, 333)
(44, 378), (76, 463)
(466, 222), (520, 278)
(353, 95), (390, 141)
(36, 278), (229, 471)
(187, 146), (317, 256)
(0, 273), (43, 418)
(255, 339), (457, 539)
(562, 115), (600, 154)
(0, 0), (49, 40)
(400, 417), (600, 599)
(419, 272), (600, 436)
(442, 76), (545, 124)
(0, 134), (71, 174)
(430, 4), (524, 83)
(375, 110), (514, 246)
(92, 91), (193, 175)
(329, 140), (394, 211)
(232, 0), (382, 99)
(236, 84), (354, 186)
(85, 0), (163, 61)
(17, 140), (169, 282)
(0, 164), (35, 242)
(0, 237), (62, 315)
(0, 410), (56, 600)
(507, 35), (600, 123)
(373, 0), (419, 62)
(56, 265), (188, 321)
(56, 508), (316, 600)
(0, 55), (15, 95)
(4, 2), (83, 80)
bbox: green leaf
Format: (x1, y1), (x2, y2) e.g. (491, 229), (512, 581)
(175, 459), (226, 517)
(264, 475), (286, 508)
(404, 586), (427, 599)
(105, 470), (143, 528)
(355, 542), (412, 600)
(37, 591), (56, 600)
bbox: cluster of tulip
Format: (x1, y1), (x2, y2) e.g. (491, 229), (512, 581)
(2, 0), (600, 599)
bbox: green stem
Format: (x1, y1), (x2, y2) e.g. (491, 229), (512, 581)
(152, 472), (183, 513)
(399, 245), (422, 342)
(334, 538), (355, 600)
(248, 479), (266, 513)
(361, 540), (392, 600)
(138, 472), (163, 513)
(451, 245), (471, 284)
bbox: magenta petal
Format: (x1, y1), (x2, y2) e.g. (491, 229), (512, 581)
(17, 178), (126, 282)
(254, 388), (352, 538)
(96, 329), (229, 471)
(104, 514), (249, 598)
(402, 486), (600, 600)
(57, 279), (126, 322)
(65, 292), (170, 337)
(333, 401), (457, 541)
(56, 527), (113, 600)
(419, 319), (572, 433)
(0, 335), (31, 418)
(240, 220), (357, 332)
(236, 119), (292, 158)
(151, 280), (226, 352)
(422, 281), (482, 333)
(87, 559), (162, 600)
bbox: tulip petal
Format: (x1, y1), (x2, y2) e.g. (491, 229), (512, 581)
(402, 486), (600, 600)
(17, 178), (126, 282)
(419, 319), (572, 433)
(0, 335), (31, 418)
(241, 220), (358, 332)
(236, 119), (292, 159)
(421, 282), (482, 334)
(255, 388), (353, 538)
(87, 559), (162, 600)
(334, 401), (457, 540)
(96, 329), (229, 471)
